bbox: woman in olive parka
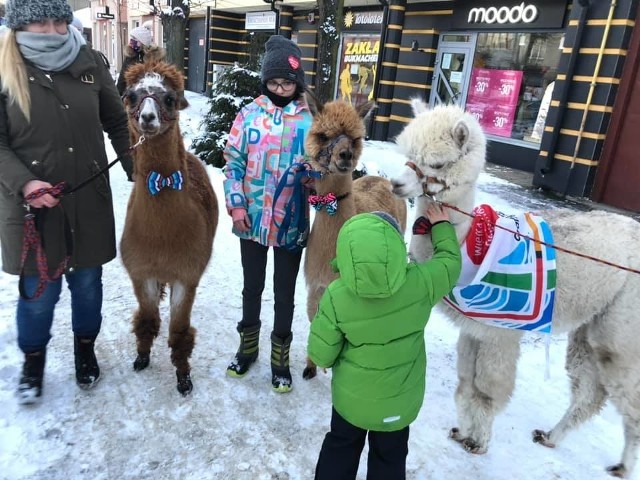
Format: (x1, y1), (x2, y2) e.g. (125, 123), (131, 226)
(309, 205), (462, 480)
(0, 0), (133, 405)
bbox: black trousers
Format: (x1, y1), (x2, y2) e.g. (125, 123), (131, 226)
(239, 238), (302, 337)
(315, 407), (409, 480)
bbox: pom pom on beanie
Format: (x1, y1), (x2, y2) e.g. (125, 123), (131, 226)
(71, 15), (83, 32)
(130, 26), (153, 47)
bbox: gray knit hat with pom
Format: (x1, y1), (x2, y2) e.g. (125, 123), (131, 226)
(5, 0), (73, 30)
(261, 35), (305, 87)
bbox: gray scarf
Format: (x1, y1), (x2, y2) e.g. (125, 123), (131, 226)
(16, 27), (85, 72)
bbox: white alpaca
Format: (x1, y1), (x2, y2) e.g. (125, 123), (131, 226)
(391, 99), (640, 479)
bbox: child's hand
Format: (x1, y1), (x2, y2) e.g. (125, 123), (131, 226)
(231, 208), (251, 232)
(425, 202), (450, 224)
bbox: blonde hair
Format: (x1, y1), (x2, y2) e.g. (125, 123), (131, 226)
(0, 30), (31, 122)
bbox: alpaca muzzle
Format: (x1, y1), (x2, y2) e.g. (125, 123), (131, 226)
(404, 161), (448, 198)
(317, 134), (355, 172)
(130, 94), (171, 133)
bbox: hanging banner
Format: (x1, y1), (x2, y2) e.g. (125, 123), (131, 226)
(466, 68), (523, 137)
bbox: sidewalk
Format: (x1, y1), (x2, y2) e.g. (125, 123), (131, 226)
(485, 163), (534, 189)
(485, 163), (640, 222)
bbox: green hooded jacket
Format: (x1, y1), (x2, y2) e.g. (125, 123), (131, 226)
(307, 212), (461, 431)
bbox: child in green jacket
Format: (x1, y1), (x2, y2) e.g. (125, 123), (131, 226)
(308, 204), (461, 480)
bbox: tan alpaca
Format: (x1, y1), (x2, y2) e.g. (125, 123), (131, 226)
(120, 62), (218, 395)
(302, 93), (407, 379)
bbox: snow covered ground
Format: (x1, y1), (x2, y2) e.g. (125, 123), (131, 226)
(0, 92), (633, 480)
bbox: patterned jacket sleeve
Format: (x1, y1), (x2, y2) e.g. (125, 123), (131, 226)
(223, 109), (248, 211)
(307, 289), (344, 368)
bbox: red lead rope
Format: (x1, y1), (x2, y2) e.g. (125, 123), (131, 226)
(442, 202), (640, 276)
(404, 160), (640, 275)
(20, 182), (70, 300)
(17, 141), (141, 301)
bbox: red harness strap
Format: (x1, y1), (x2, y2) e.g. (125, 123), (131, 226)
(19, 182), (70, 300)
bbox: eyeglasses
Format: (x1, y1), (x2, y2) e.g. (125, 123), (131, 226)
(266, 80), (297, 92)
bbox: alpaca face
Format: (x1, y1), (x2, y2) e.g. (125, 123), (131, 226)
(391, 100), (486, 201)
(124, 73), (177, 137)
(123, 65), (189, 139)
(304, 94), (375, 176)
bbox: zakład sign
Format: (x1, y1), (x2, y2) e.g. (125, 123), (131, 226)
(342, 38), (380, 64)
(451, 0), (569, 30)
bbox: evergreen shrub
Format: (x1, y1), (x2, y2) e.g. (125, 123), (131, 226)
(192, 64), (261, 168)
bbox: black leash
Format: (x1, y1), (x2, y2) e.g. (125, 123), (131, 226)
(62, 135), (145, 196)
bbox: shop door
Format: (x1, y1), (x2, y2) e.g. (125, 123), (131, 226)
(429, 34), (476, 108)
(186, 18), (206, 93)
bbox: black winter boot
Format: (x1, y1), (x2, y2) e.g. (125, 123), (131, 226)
(226, 322), (261, 377)
(271, 332), (293, 393)
(74, 335), (100, 390)
(17, 350), (46, 405)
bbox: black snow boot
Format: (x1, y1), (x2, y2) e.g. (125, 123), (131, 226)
(17, 350), (46, 405)
(226, 322), (261, 377)
(74, 335), (100, 390)
(271, 332), (293, 393)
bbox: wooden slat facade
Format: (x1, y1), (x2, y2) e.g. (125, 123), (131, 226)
(184, 0), (639, 210)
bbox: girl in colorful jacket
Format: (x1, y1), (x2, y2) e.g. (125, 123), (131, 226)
(309, 205), (462, 479)
(223, 35), (312, 393)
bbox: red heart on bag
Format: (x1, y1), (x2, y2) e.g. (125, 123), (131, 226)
(288, 55), (300, 70)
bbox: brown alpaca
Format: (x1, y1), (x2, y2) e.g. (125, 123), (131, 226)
(302, 93), (407, 379)
(120, 62), (218, 395)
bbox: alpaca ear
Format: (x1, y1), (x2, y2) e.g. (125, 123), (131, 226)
(356, 100), (376, 120)
(177, 93), (189, 111)
(304, 88), (323, 117)
(452, 120), (470, 148)
(410, 97), (429, 117)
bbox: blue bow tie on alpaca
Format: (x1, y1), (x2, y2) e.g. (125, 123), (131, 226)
(146, 171), (184, 195)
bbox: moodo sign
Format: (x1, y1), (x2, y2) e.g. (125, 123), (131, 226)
(451, 0), (569, 30)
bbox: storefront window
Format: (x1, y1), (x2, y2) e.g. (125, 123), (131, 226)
(467, 32), (563, 144)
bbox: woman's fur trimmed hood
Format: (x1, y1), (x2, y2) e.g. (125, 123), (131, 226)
(124, 45), (165, 62)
